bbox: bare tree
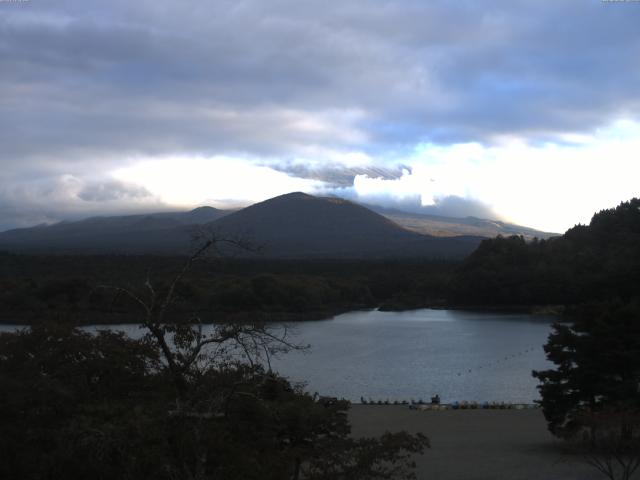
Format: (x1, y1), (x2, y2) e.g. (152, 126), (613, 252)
(99, 231), (305, 397)
(573, 408), (640, 480)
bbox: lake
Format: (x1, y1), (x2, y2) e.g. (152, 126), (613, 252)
(0, 309), (555, 403)
(272, 309), (554, 403)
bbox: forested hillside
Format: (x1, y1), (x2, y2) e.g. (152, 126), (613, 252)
(449, 198), (640, 306)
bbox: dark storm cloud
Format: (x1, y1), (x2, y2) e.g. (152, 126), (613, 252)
(270, 163), (411, 187)
(1, 0), (639, 228)
(0, 174), (163, 231)
(77, 181), (152, 202)
(2, 0), (639, 164)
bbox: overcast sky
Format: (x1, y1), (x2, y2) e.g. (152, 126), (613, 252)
(1, 0), (639, 232)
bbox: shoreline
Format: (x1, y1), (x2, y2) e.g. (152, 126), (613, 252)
(0, 303), (565, 326)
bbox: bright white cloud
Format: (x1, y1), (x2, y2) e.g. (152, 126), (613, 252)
(342, 119), (640, 232)
(1, 117), (638, 233)
(112, 156), (327, 208)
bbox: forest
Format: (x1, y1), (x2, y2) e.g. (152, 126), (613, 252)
(0, 255), (455, 324)
(449, 198), (640, 308)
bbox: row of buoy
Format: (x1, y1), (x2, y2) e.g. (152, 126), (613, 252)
(411, 402), (538, 411)
(357, 398), (538, 409)
(455, 346), (540, 377)
(360, 398), (411, 405)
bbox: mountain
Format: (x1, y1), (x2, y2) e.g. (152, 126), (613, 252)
(365, 205), (557, 239)
(0, 193), (483, 258)
(0, 207), (229, 254)
(204, 192), (482, 258)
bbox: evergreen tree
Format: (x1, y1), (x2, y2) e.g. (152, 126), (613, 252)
(533, 301), (640, 437)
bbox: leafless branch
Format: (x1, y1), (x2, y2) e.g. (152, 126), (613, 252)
(96, 231), (305, 399)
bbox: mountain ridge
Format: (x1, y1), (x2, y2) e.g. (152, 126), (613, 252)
(1, 192), (554, 257)
(0, 193), (485, 258)
(203, 192), (482, 258)
(364, 203), (557, 239)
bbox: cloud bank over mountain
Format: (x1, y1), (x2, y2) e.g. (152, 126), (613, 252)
(1, 0), (639, 231)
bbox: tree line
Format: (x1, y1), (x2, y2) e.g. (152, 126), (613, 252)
(0, 255), (455, 324)
(449, 198), (640, 307)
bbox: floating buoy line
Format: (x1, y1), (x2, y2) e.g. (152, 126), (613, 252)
(454, 346), (541, 377)
(357, 345), (543, 407)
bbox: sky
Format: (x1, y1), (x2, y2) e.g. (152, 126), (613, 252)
(1, 0), (639, 233)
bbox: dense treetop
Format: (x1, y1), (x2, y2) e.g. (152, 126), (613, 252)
(450, 198), (640, 306)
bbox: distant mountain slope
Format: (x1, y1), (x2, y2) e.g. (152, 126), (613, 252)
(206, 192), (482, 258)
(366, 205), (557, 239)
(0, 193), (483, 257)
(0, 207), (229, 254)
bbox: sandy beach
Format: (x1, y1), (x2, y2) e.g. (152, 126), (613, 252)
(349, 406), (603, 480)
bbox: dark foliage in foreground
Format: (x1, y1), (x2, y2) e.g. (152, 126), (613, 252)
(0, 236), (429, 478)
(0, 323), (428, 480)
(533, 301), (640, 437)
(575, 408), (640, 480)
(533, 301), (640, 479)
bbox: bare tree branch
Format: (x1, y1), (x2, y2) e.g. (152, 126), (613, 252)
(96, 231), (305, 400)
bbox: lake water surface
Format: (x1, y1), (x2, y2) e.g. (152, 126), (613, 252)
(271, 309), (554, 403)
(1, 309), (555, 403)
